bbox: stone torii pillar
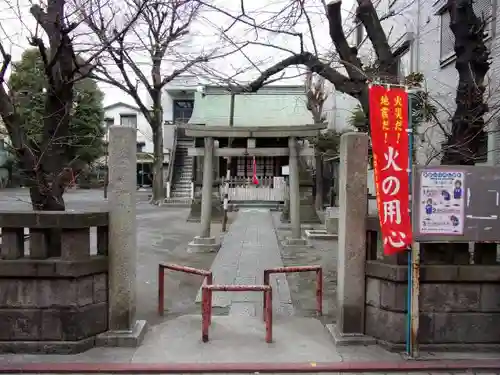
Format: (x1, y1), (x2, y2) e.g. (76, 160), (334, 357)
(96, 126), (147, 347)
(282, 136), (309, 247)
(188, 136), (221, 252)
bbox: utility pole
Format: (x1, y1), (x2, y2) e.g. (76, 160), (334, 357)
(222, 92), (235, 232)
(415, 0), (421, 73)
(104, 129), (109, 199)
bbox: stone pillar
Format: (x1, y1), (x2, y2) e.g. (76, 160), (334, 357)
(289, 137), (300, 238)
(96, 126), (147, 347)
(187, 155), (224, 223)
(327, 132), (374, 345)
(200, 137), (214, 237)
(188, 137), (221, 252)
(282, 137), (308, 247)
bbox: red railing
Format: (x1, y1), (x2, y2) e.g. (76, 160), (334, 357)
(263, 265), (323, 317)
(158, 263), (212, 316)
(201, 284), (273, 343)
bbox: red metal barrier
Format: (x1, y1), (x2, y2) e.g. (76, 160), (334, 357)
(158, 263), (212, 316)
(201, 284), (273, 343)
(263, 265), (322, 317)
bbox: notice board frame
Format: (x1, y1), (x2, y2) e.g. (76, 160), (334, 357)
(412, 165), (500, 243)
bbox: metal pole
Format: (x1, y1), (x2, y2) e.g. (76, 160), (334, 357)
(104, 130), (109, 199)
(406, 90), (419, 357)
(222, 92), (235, 232)
(415, 0), (421, 73)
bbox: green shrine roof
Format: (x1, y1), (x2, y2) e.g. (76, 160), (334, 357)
(188, 85), (313, 127)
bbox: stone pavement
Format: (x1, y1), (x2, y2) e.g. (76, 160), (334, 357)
(196, 208), (293, 317)
(2, 192), (500, 370)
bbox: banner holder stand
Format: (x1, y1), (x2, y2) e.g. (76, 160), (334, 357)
(369, 82), (420, 358)
(406, 89), (420, 359)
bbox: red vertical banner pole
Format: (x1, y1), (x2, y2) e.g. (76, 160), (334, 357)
(369, 84), (413, 355)
(368, 84), (412, 255)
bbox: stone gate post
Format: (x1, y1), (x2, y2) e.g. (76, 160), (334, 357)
(188, 136), (221, 252)
(96, 126), (147, 347)
(328, 132), (375, 345)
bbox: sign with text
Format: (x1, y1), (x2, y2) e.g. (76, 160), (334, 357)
(368, 85), (412, 255)
(413, 166), (500, 242)
(418, 170), (466, 235)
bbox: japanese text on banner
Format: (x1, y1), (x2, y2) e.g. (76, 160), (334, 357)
(368, 85), (412, 255)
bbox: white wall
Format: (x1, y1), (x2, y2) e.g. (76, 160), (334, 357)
(323, 89), (360, 132)
(103, 105), (153, 153)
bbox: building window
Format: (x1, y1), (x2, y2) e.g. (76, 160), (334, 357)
(173, 100), (194, 123)
(120, 114), (137, 128)
(440, 0), (493, 63)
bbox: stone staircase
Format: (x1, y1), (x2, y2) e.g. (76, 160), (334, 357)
(171, 137), (194, 199)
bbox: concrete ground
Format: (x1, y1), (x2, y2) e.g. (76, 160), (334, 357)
(1, 190), (500, 372)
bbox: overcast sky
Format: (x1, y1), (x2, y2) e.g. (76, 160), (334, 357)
(0, 0), (355, 107)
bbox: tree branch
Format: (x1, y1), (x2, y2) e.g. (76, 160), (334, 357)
(353, 0), (395, 74)
(326, 1), (365, 81)
(232, 51), (365, 99)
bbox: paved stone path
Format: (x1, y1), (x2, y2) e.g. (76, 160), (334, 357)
(196, 208), (293, 317)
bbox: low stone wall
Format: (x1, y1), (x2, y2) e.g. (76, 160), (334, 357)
(364, 219), (500, 351)
(0, 210), (109, 354)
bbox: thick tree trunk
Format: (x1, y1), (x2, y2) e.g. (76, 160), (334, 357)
(441, 0), (489, 165)
(424, 0), (490, 264)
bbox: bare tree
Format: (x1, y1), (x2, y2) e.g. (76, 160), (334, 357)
(203, 0), (398, 118)
(211, 0), (490, 168)
(0, 0), (140, 211)
(77, 0), (238, 204)
(305, 70), (327, 210)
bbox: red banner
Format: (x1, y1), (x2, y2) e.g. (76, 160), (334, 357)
(252, 156), (259, 185)
(368, 85), (412, 255)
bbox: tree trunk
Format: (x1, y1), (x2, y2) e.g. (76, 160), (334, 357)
(314, 151), (323, 211)
(441, 0), (489, 165)
(424, 0), (490, 264)
(149, 85), (165, 204)
(152, 124), (165, 203)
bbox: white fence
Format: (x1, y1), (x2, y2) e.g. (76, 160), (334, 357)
(221, 176), (288, 201)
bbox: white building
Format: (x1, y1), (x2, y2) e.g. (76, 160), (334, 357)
(103, 102), (171, 186)
(103, 102), (152, 152)
(334, 0), (497, 165)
